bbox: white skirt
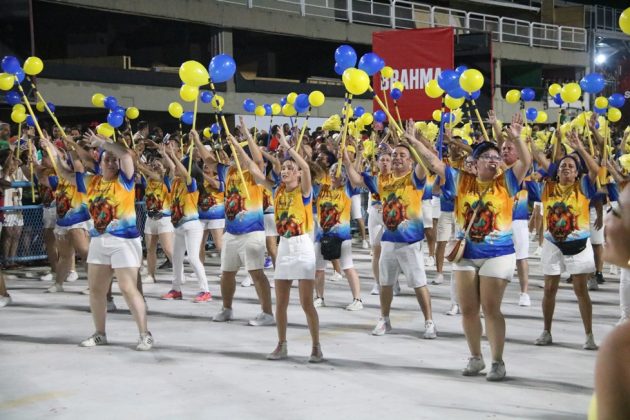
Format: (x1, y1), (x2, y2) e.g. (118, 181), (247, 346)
(274, 234), (316, 280)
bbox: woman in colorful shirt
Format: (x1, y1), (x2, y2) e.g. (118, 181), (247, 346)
(160, 138), (211, 303)
(229, 133), (322, 362)
(76, 131), (152, 351)
(533, 131), (600, 351)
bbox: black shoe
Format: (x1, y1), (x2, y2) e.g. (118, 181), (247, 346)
(566, 275), (573, 284)
(595, 272), (605, 284)
(158, 259), (172, 269)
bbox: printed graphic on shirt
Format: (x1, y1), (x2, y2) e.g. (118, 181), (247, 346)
(218, 164), (264, 234)
(316, 182), (354, 241)
(55, 173), (89, 227)
(87, 173), (139, 238)
(542, 176), (595, 244)
(144, 176), (172, 217)
(198, 179), (225, 220)
(170, 178), (199, 228)
(274, 184), (313, 238)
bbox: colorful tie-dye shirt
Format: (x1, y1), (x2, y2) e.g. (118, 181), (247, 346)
(169, 177), (199, 228)
(362, 171), (393, 206)
(38, 172), (58, 208)
(142, 175), (172, 218)
(55, 173), (90, 227)
(87, 172), (139, 238)
(198, 179), (225, 221)
(218, 164), (264, 234)
(315, 181), (356, 242)
(273, 184), (313, 238)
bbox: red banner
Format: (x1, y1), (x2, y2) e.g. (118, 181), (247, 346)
(372, 27), (454, 121)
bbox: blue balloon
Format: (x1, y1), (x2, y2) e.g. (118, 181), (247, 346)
(390, 88), (402, 100)
(1, 56), (21, 75)
(112, 106), (126, 115)
(441, 112), (454, 123)
(5, 91), (21, 105)
(467, 90), (481, 101)
(47, 102), (55, 113)
(211, 123), (221, 134)
(295, 101), (309, 114)
(334, 45), (357, 68)
(447, 86), (467, 99)
(14, 68), (25, 84)
(579, 73), (605, 94)
(104, 96), (118, 110)
(525, 107), (538, 121)
(609, 93), (625, 108)
(455, 65), (468, 75)
(263, 103), (272, 116)
(208, 54), (236, 83)
(521, 88), (535, 102)
(107, 111), (124, 128)
(358, 52), (384, 76)
(353, 106), (365, 118)
(553, 93), (564, 106)
(26, 115), (36, 127)
(437, 70), (459, 92)
(374, 110), (386, 123)
(280, 97), (287, 106)
(243, 98), (256, 113)
(593, 107), (606, 115)
(200, 91), (213, 104)
(295, 93), (309, 109)
(334, 62), (346, 76)
(181, 111), (194, 125)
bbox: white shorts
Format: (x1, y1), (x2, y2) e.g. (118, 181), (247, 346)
(367, 205), (385, 247)
(512, 220), (529, 260)
(274, 234), (316, 280)
(436, 211), (455, 242)
(379, 241), (427, 288)
(589, 207), (604, 245)
(264, 213), (278, 237)
(422, 200), (433, 228)
(541, 238), (595, 276)
(87, 234), (142, 269)
(200, 218), (225, 230)
(315, 239), (354, 271)
(351, 194), (363, 220)
(431, 196), (441, 220)
(43, 206), (57, 229)
(454, 253), (516, 282)
(144, 216), (175, 235)
(221, 230), (266, 272)
(54, 221), (89, 237)
(3, 212), (23, 227)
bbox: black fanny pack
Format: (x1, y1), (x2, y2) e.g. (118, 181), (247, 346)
(320, 235), (342, 261)
(147, 210), (164, 220)
(554, 238), (588, 256)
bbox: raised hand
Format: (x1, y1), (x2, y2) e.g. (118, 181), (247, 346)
(509, 112), (523, 139)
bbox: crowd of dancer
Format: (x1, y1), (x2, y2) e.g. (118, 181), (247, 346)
(0, 109), (628, 383)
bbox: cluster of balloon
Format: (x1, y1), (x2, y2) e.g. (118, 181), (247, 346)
(91, 93), (140, 140)
(295, 90), (326, 151)
(2, 55), (44, 126)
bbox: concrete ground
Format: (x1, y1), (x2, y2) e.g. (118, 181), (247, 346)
(0, 241), (622, 420)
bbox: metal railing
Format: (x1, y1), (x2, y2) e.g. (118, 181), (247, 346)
(217, 0), (587, 51)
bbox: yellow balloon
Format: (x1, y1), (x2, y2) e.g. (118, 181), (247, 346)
(282, 103), (296, 117)
(287, 92), (298, 104)
(548, 83), (561, 97)
(168, 102), (184, 119)
(535, 111), (548, 123)
(203, 127), (212, 138)
(23, 56), (44, 76)
(381, 66), (394, 79)
(432, 110), (442, 122)
(425, 79), (444, 99)
(91, 93), (105, 108)
(342, 68), (370, 96)
(444, 94), (464, 110)
(180, 84), (199, 102)
(345, 105), (354, 119)
(594, 96), (608, 109)
(178, 60), (209, 87)
(36, 101), (46, 112)
(459, 69), (484, 93)
(608, 107), (622, 122)
(560, 83), (581, 103)
(271, 103), (281, 115)
(96, 123), (114, 138)
(11, 110), (26, 124)
(255, 105), (266, 117)
(361, 113), (373, 125)
(392, 81), (404, 92)
(12, 104), (25, 114)
(126, 107), (140, 120)
(308, 90), (325, 107)
(0, 73), (13, 91)
(587, 394), (597, 420)
(211, 95), (225, 110)
(620, 7), (630, 35)
(505, 89), (521, 104)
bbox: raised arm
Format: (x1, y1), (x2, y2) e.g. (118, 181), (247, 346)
(488, 110), (506, 148)
(227, 135), (273, 190)
(342, 149), (367, 189)
(260, 147), (282, 176)
(189, 129), (213, 163)
(278, 133), (311, 196)
(40, 137), (78, 185)
(588, 113), (606, 148)
(136, 161), (162, 181)
(164, 147), (191, 185)
(404, 120), (445, 180)
(239, 116), (264, 171)
(84, 130), (135, 179)
(567, 130), (600, 182)
(505, 112), (532, 184)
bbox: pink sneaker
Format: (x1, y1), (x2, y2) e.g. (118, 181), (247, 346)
(193, 291), (212, 303)
(161, 290), (183, 300)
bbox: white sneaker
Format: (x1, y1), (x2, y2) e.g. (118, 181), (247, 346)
(0, 295), (12, 308)
(248, 312), (275, 326)
(518, 293), (531, 307)
(446, 304), (460, 316)
(587, 277), (599, 291)
(345, 299), (363, 311)
(361, 240), (370, 249)
(330, 271), (343, 282)
(40, 273), (53, 282)
(430, 273), (444, 285)
(423, 320), (437, 339)
(79, 333), (107, 347)
(66, 271), (78, 282)
(425, 255), (436, 268)
(213, 307), (234, 322)
(81, 288), (90, 295)
(372, 317), (392, 336)
(535, 330), (553, 346)
(314, 297), (325, 308)
(140, 265), (148, 276)
(533, 246), (542, 257)
(370, 284), (380, 295)
(583, 333), (598, 350)
(393, 281), (401, 296)
(136, 332), (154, 351)
(107, 300), (117, 313)
(462, 356), (485, 376)
(142, 274), (155, 284)
(241, 275), (253, 287)
(46, 283), (64, 293)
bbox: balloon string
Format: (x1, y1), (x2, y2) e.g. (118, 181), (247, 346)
(337, 94), (353, 178)
(470, 99), (490, 142)
(552, 105), (562, 162)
